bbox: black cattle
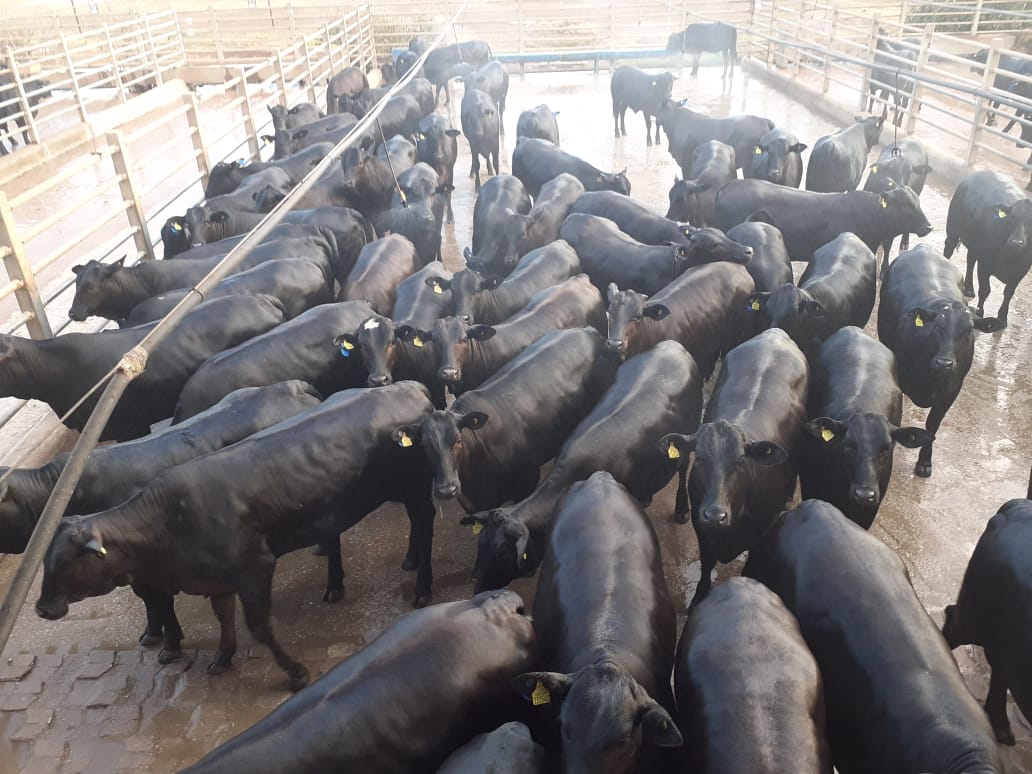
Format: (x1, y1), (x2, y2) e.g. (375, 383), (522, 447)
(268, 101), (322, 131)
(339, 80), (434, 119)
(465, 175), (532, 276)
(560, 212), (752, 296)
(423, 40), (493, 106)
(205, 142), (332, 198)
(175, 301), (374, 421)
(181, 590), (535, 773)
(461, 61), (509, 128)
(158, 220), (353, 263)
(512, 138), (630, 198)
(745, 500), (1003, 774)
(610, 66), (675, 145)
(448, 240), (581, 325)
(187, 169), (294, 230)
(945, 169), (1032, 327)
(340, 234), (421, 314)
(1, 294), (286, 441)
(375, 134), (417, 172)
(805, 115), (884, 193)
(747, 232), (876, 356)
(518, 173), (584, 254)
(666, 140), (736, 226)
(726, 219), (793, 292)
(272, 113), (359, 159)
(38, 383), (438, 690)
(516, 104), (560, 146)
(878, 244), (1000, 477)
(340, 145), (409, 223)
(251, 166), (352, 214)
(396, 257), (455, 328)
(460, 89), (500, 194)
(868, 34), (918, 127)
(0, 75), (50, 154)
(862, 138), (932, 265)
(662, 327), (807, 603)
(339, 93), (422, 140)
(420, 274), (605, 397)
(514, 472), (682, 771)
(573, 189), (688, 245)
(381, 197), (443, 266)
(674, 577), (830, 774)
(967, 48), (1032, 127)
(713, 179), (932, 260)
(605, 262), (754, 377)
(394, 50), (420, 81)
(466, 340), (703, 590)
(416, 113), (460, 223)
(745, 126), (806, 188)
(658, 101), (774, 175)
(944, 498), (1032, 745)
(802, 326), (932, 528)
(325, 66), (368, 114)
(394, 328), (615, 514)
(436, 722), (546, 774)
(666, 22), (738, 77)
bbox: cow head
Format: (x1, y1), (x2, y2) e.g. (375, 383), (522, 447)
(68, 256), (127, 322)
(991, 198), (1032, 254)
(253, 183), (287, 212)
(205, 160), (248, 198)
(878, 186), (932, 238)
(464, 209), (535, 277)
(681, 227), (752, 266)
(338, 92), (374, 119)
(393, 410), (488, 500)
(903, 299), (1000, 387)
(160, 216), (192, 258)
(415, 119), (461, 169)
(334, 314), (407, 387)
(746, 284), (825, 352)
(183, 205), (215, 247)
(36, 518), (121, 621)
(512, 661), (682, 774)
(854, 114), (886, 148)
(649, 72), (676, 104)
(272, 127), (298, 159)
(665, 177), (711, 223)
(750, 131), (807, 186)
(0, 473), (36, 554)
(605, 283), (668, 358)
(430, 316), (495, 387)
(595, 169), (631, 196)
(463, 508), (531, 592)
(267, 104), (287, 132)
(446, 269), (498, 323)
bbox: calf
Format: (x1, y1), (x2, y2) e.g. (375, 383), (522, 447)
(338, 93), (421, 139)
(745, 126), (806, 188)
(375, 134), (417, 171)
(862, 138), (932, 265)
(518, 173), (584, 254)
(381, 198), (443, 265)
(802, 326), (932, 528)
(666, 140), (736, 226)
(340, 145), (405, 223)
(268, 102), (321, 131)
(394, 328), (616, 513)
(182, 591), (535, 773)
(415, 113), (460, 222)
(205, 143), (332, 198)
(878, 244), (1000, 477)
(465, 175), (532, 277)
(746, 232), (877, 356)
(514, 472), (682, 772)
(674, 577), (829, 774)
(726, 218), (793, 292)
(423, 40), (493, 105)
(610, 66), (675, 145)
(437, 723), (546, 774)
(666, 22), (738, 77)
(560, 212), (752, 296)
(272, 113), (358, 159)
(966, 48), (1032, 127)
(325, 66), (368, 114)
(460, 89), (500, 193)
(714, 179), (932, 260)
(944, 498), (1032, 745)
(745, 500), (1003, 774)
(658, 102), (774, 174)
(196, 167), (292, 217)
(944, 169), (1032, 327)
(605, 261), (754, 377)
(462, 61), (509, 128)
(868, 34), (918, 127)
(175, 301), (374, 421)
(512, 138), (629, 198)
(573, 189), (688, 245)
(37, 383), (438, 690)
(661, 327), (808, 604)
(805, 115), (884, 193)
(340, 234), (421, 314)
(516, 104), (560, 146)
(449, 239), (581, 324)
(466, 340), (703, 590)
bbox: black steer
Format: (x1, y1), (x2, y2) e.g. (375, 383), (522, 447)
(423, 40), (493, 106)
(666, 140), (736, 226)
(465, 174), (532, 277)
(272, 113), (359, 159)
(745, 126), (806, 188)
(862, 138), (932, 267)
(325, 66), (368, 114)
(666, 22), (738, 77)
(340, 145), (407, 224)
(436, 722), (547, 774)
(516, 104), (560, 146)
(340, 234), (421, 314)
(205, 142), (332, 198)
(460, 89), (500, 193)
(415, 113), (461, 223)
(658, 101), (773, 175)
(512, 138), (630, 198)
(610, 66), (675, 145)
(726, 218), (793, 293)
(573, 190), (688, 245)
(805, 115), (884, 193)
(518, 173), (584, 254)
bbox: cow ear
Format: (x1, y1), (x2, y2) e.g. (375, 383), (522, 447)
(643, 303), (670, 320)
(445, 128), (461, 137)
(425, 276), (451, 293)
(82, 534), (107, 558)
(480, 275), (502, 290)
(805, 417), (848, 443)
(913, 164), (932, 175)
(640, 701), (683, 748)
(607, 282), (621, 303)
(890, 425), (935, 448)
(512, 672), (573, 706)
(907, 307), (936, 328)
(746, 209), (774, 225)
(658, 432), (695, 461)
(459, 411), (489, 430)
(391, 425), (421, 448)
(789, 142), (807, 153)
(110, 255), (126, 270)
(803, 298), (825, 317)
(745, 441), (788, 466)
(467, 325), (496, 341)
(72, 264), (83, 275)
(993, 204), (1010, 219)
(211, 211), (229, 224)
(746, 292), (770, 312)
(333, 332), (359, 357)
(395, 326), (430, 344)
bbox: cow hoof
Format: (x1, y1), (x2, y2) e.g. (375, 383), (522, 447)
(674, 512), (688, 525)
(288, 667), (310, 692)
(413, 592), (432, 609)
(321, 587), (343, 604)
(963, 286), (975, 298)
(914, 461), (932, 478)
(446, 215), (455, 224)
(401, 557), (418, 572)
(207, 657), (233, 676)
(139, 630), (162, 647)
(646, 139), (653, 147)
(158, 647), (183, 665)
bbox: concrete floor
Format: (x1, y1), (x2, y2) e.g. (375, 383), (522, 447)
(1, 66), (1032, 772)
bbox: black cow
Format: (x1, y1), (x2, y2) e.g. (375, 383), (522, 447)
(945, 169), (1032, 328)
(674, 577), (830, 774)
(744, 500), (1004, 774)
(726, 219), (793, 292)
(802, 326), (933, 528)
(394, 328), (616, 514)
(340, 145), (408, 223)
(465, 175), (532, 277)
(466, 340), (703, 590)
(268, 102), (322, 131)
(459, 61), (509, 129)
(868, 34), (918, 127)
(338, 93), (422, 140)
(0, 75), (51, 154)
(423, 40), (493, 106)
(340, 234), (421, 314)
(805, 115), (884, 193)
(513, 472), (682, 771)
(661, 327), (807, 603)
(746, 232), (877, 356)
(605, 261), (754, 377)
(745, 126), (806, 188)
(174, 301), (374, 421)
(460, 89), (500, 193)
(944, 498), (1032, 745)
(195, 168), (294, 220)
(512, 138), (630, 198)
(436, 722), (546, 774)
(516, 104), (560, 146)
(395, 50), (420, 81)
(862, 138), (932, 266)
(339, 81), (433, 119)
(448, 240), (581, 324)
(713, 179), (932, 260)
(610, 66), (675, 145)
(573, 190), (689, 245)
(666, 23), (738, 77)
(375, 134), (417, 172)
(966, 48), (1032, 127)
(37, 383), (438, 690)
(878, 244), (1001, 477)
(415, 113), (460, 223)
(518, 173), (584, 254)
(560, 212), (752, 296)
(666, 140), (736, 226)
(205, 142), (332, 198)
(658, 101), (774, 175)
(272, 113), (359, 159)
(390, 163), (450, 262)
(325, 66), (368, 114)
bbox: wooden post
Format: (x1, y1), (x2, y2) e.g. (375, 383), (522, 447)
(237, 66), (262, 161)
(303, 39), (318, 103)
(184, 93), (211, 190)
(288, 2), (296, 37)
(967, 37), (1003, 165)
(103, 25), (127, 103)
(276, 51), (289, 103)
(172, 9), (188, 64)
(858, 17), (880, 112)
(766, 0), (777, 67)
(904, 24), (933, 134)
(609, 0), (616, 51)
(105, 131), (155, 262)
(60, 34), (89, 123)
(971, 0), (984, 33)
(210, 6), (224, 66)
(822, 8), (838, 94)
(4, 47), (41, 146)
(143, 14), (164, 86)
(792, 6), (804, 78)
(324, 23), (336, 74)
(364, 5), (378, 70)
(0, 192), (52, 339)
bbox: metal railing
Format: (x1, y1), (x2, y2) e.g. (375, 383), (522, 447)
(904, 0), (1032, 34)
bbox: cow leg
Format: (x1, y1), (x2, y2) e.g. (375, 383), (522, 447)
(653, 117), (662, 146)
(613, 105), (621, 138)
(900, 232), (910, 252)
(976, 263), (992, 319)
(619, 107), (627, 136)
(488, 145), (498, 176)
(674, 464), (690, 524)
(963, 253), (978, 298)
(133, 583), (165, 647)
(690, 533), (716, 606)
(152, 592), (184, 664)
(984, 659), (1015, 745)
(446, 190), (455, 224)
(691, 53), (701, 76)
(443, 81), (450, 106)
(237, 567), (309, 691)
(986, 101), (998, 126)
(994, 281), (1016, 327)
(722, 50), (729, 78)
(207, 593), (238, 675)
(322, 535), (345, 603)
(915, 396), (954, 477)
(472, 154), (481, 193)
(403, 495), (436, 608)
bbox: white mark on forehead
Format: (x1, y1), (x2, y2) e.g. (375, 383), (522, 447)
(362, 319), (381, 330)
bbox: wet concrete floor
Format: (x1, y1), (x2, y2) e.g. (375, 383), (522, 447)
(1, 66), (1032, 772)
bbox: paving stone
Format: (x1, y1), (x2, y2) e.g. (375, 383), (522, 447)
(76, 651), (115, 680)
(0, 691), (38, 711)
(123, 736), (154, 754)
(14, 677), (47, 695)
(32, 738), (67, 759)
(25, 706), (55, 726)
(21, 757), (65, 774)
(87, 704), (142, 738)
(86, 673), (129, 708)
(10, 723), (48, 742)
(0, 653), (35, 682)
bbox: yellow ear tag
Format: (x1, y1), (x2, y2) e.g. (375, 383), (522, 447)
(821, 428), (835, 442)
(667, 441), (680, 460)
(754, 146), (762, 155)
(531, 680), (551, 706)
(172, 223), (183, 232)
(522, 552), (528, 562)
(412, 336), (424, 348)
(596, 175), (603, 183)
(914, 314), (924, 328)
(880, 198), (888, 209)
(432, 282), (443, 295)
(472, 522), (483, 535)
(399, 432), (413, 448)
(750, 299), (761, 311)
(998, 209), (1007, 219)
(341, 340), (355, 351)
(871, 165), (878, 173)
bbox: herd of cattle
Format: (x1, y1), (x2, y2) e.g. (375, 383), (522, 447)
(2, 29), (1032, 774)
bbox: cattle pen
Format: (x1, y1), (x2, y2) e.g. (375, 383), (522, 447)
(0, 0), (1031, 771)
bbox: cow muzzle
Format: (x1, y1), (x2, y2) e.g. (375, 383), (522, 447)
(933, 356), (955, 372)
(68, 307), (87, 322)
(367, 373), (392, 388)
(606, 338), (627, 355)
(439, 366), (460, 383)
(700, 504), (730, 527)
(435, 481), (459, 499)
(35, 598), (69, 620)
(850, 486), (879, 505)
